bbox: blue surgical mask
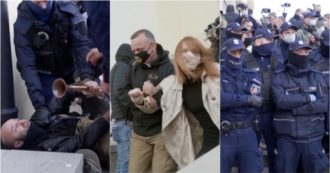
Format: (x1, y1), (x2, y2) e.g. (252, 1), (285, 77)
(27, 0), (53, 22)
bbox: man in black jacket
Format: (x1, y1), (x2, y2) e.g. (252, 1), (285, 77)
(1, 111), (109, 152)
(110, 43), (134, 173)
(118, 29), (177, 172)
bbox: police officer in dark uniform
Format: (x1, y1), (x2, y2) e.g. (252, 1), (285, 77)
(271, 22), (298, 70)
(14, 0), (96, 127)
(243, 27), (276, 173)
(221, 38), (263, 173)
(271, 39), (329, 172)
(310, 29), (330, 154)
(220, 22), (243, 64)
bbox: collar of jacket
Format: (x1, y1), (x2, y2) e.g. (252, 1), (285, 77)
(287, 63), (311, 77)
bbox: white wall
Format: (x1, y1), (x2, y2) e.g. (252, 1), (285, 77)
(110, 1), (219, 69)
(7, 0), (34, 119)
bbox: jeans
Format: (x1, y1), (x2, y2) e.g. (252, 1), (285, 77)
(111, 120), (132, 173)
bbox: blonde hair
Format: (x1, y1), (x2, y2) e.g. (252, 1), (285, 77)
(173, 36), (219, 84)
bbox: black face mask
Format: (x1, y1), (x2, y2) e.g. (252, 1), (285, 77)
(134, 50), (150, 64)
(244, 37), (253, 47)
(225, 52), (242, 69)
(252, 42), (274, 57)
(320, 42), (329, 58)
(226, 31), (242, 39)
(288, 51), (309, 68)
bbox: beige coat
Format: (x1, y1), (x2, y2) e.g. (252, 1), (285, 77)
(158, 67), (220, 169)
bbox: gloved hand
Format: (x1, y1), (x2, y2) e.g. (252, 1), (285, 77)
(31, 107), (51, 127)
(247, 95), (264, 107)
(309, 94), (317, 102)
(128, 88), (144, 105)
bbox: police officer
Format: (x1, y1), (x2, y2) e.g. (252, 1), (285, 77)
(14, 0), (97, 127)
(243, 27), (276, 173)
(310, 29), (329, 154)
(220, 22), (243, 64)
(271, 22), (298, 70)
(221, 38), (263, 173)
(271, 39), (329, 172)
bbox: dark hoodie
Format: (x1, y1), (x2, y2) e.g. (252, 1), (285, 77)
(110, 43), (134, 120)
(118, 44), (174, 137)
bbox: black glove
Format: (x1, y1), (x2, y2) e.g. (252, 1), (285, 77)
(31, 107), (51, 127)
(247, 95), (264, 107)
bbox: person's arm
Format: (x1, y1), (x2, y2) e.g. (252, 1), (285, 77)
(271, 74), (310, 110)
(14, 26), (46, 110)
(68, 3), (95, 81)
(84, 1), (110, 86)
(55, 113), (109, 152)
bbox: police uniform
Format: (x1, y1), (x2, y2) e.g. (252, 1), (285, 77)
(271, 39), (329, 172)
(14, 1), (94, 110)
(310, 29), (330, 154)
(270, 22), (298, 71)
(243, 28), (276, 173)
(221, 38), (263, 173)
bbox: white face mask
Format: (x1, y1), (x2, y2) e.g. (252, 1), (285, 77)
(242, 10), (249, 16)
(309, 19), (318, 26)
(283, 33), (296, 43)
(316, 26), (325, 38)
(182, 51), (201, 70)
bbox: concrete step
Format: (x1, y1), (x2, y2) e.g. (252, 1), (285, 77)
(1, 149), (83, 173)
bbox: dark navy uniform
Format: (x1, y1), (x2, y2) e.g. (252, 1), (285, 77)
(221, 38), (263, 173)
(310, 29), (330, 154)
(244, 28), (276, 173)
(271, 40), (329, 172)
(270, 22), (298, 71)
(14, 1), (94, 110)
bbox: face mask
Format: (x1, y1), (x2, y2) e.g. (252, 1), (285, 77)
(242, 10), (249, 16)
(225, 52), (242, 69)
(134, 50), (150, 64)
(283, 33), (296, 43)
(320, 42), (329, 57)
(226, 31), (242, 39)
(308, 19), (318, 26)
(252, 42), (274, 57)
(244, 37), (253, 47)
(288, 51), (309, 68)
(316, 27), (325, 38)
(27, 1), (53, 22)
(182, 51), (201, 70)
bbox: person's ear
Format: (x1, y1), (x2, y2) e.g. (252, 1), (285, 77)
(13, 140), (24, 149)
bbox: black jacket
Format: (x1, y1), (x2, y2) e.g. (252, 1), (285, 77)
(110, 44), (133, 120)
(118, 44), (174, 136)
(36, 116), (109, 152)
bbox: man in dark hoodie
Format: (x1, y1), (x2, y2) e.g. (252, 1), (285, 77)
(110, 43), (134, 173)
(118, 29), (176, 172)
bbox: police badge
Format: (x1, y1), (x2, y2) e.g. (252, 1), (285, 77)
(250, 83), (261, 95)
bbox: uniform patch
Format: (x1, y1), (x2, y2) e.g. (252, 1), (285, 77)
(250, 83), (261, 95)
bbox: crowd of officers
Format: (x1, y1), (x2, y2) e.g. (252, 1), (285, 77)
(220, 3), (329, 173)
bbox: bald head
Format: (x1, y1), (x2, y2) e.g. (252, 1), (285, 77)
(1, 119), (30, 149)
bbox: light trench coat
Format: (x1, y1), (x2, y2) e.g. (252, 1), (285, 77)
(158, 67), (220, 169)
